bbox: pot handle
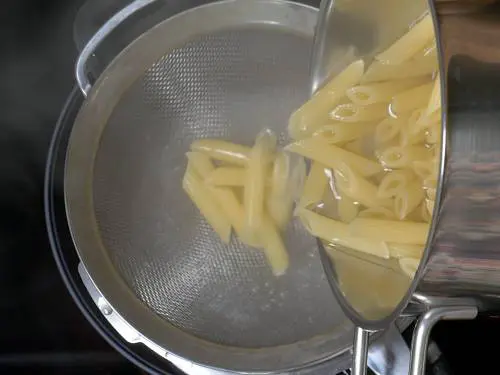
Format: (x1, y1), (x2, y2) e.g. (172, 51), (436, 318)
(352, 306), (478, 375)
(75, 0), (157, 96)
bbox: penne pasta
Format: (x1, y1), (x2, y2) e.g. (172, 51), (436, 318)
(401, 109), (426, 146)
(399, 257), (420, 278)
(205, 167), (246, 186)
(425, 122), (441, 145)
(209, 186), (260, 247)
(388, 243), (424, 259)
(330, 103), (388, 123)
(378, 145), (430, 169)
(377, 170), (415, 199)
(412, 159), (436, 180)
(394, 180), (425, 219)
(334, 163), (392, 209)
(390, 82), (434, 115)
(244, 130), (277, 235)
(375, 115), (408, 145)
(296, 161), (329, 212)
(190, 139), (250, 165)
(267, 152), (293, 229)
(299, 209), (390, 258)
(358, 206), (396, 220)
(426, 187), (437, 201)
(260, 214), (290, 276)
(337, 195), (359, 223)
(186, 151), (215, 177)
(286, 137), (383, 176)
(426, 73), (442, 116)
(314, 122), (377, 144)
(288, 59), (365, 140)
(349, 218), (429, 245)
(376, 14), (434, 65)
(183, 166), (231, 243)
(346, 77), (428, 105)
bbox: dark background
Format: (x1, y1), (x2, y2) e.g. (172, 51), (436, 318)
(0, 0), (499, 374)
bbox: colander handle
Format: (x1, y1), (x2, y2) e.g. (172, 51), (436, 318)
(352, 306), (477, 375)
(75, 0), (157, 96)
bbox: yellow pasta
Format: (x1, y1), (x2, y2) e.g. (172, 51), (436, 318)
(205, 167), (246, 186)
(358, 206), (396, 220)
(401, 109), (427, 146)
(267, 152), (293, 230)
(314, 122), (377, 144)
(299, 209), (390, 258)
(182, 166), (231, 243)
(420, 201), (431, 222)
(394, 180), (425, 220)
(346, 77), (428, 105)
(288, 59), (365, 140)
(286, 137), (383, 176)
(426, 187), (437, 200)
(260, 215), (290, 276)
(425, 122), (441, 145)
(375, 116), (408, 145)
(376, 14), (434, 65)
(330, 103), (388, 123)
(377, 170), (415, 199)
(378, 145), (430, 169)
(334, 163), (392, 209)
(190, 139), (250, 165)
(426, 73), (441, 116)
(390, 82), (434, 115)
(412, 159), (436, 180)
(399, 257), (420, 278)
(337, 195), (359, 223)
(296, 161), (329, 212)
(186, 151), (215, 177)
(349, 218), (429, 245)
(388, 243), (424, 259)
(244, 130), (277, 235)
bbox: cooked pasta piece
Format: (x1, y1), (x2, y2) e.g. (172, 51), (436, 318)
(426, 73), (441, 116)
(299, 209), (390, 258)
(330, 103), (388, 123)
(375, 116), (407, 145)
(343, 138), (365, 155)
(399, 257), (420, 278)
(186, 151), (215, 177)
(346, 77), (428, 105)
(378, 145), (430, 169)
(337, 195), (359, 223)
(205, 167), (246, 186)
(296, 161), (329, 212)
(209, 186), (260, 247)
(349, 218), (429, 245)
(358, 206), (397, 220)
(390, 82), (434, 115)
(394, 180), (425, 219)
(314, 122), (377, 144)
(423, 176), (437, 190)
(377, 170), (415, 199)
(260, 214), (290, 276)
(376, 14), (434, 65)
(362, 57), (435, 83)
(182, 166), (231, 243)
(267, 151), (293, 229)
(286, 137), (383, 176)
(412, 159), (436, 180)
(190, 139), (250, 165)
(288, 59), (365, 140)
(334, 163), (392, 208)
(244, 130), (277, 235)
(401, 109), (426, 146)
(388, 243), (424, 259)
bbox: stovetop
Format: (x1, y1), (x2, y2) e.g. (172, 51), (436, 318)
(0, 0), (499, 374)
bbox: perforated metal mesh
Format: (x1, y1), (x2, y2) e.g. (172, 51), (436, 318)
(92, 26), (346, 349)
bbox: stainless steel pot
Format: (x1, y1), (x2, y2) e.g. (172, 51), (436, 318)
(311, 0), (500, 374)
